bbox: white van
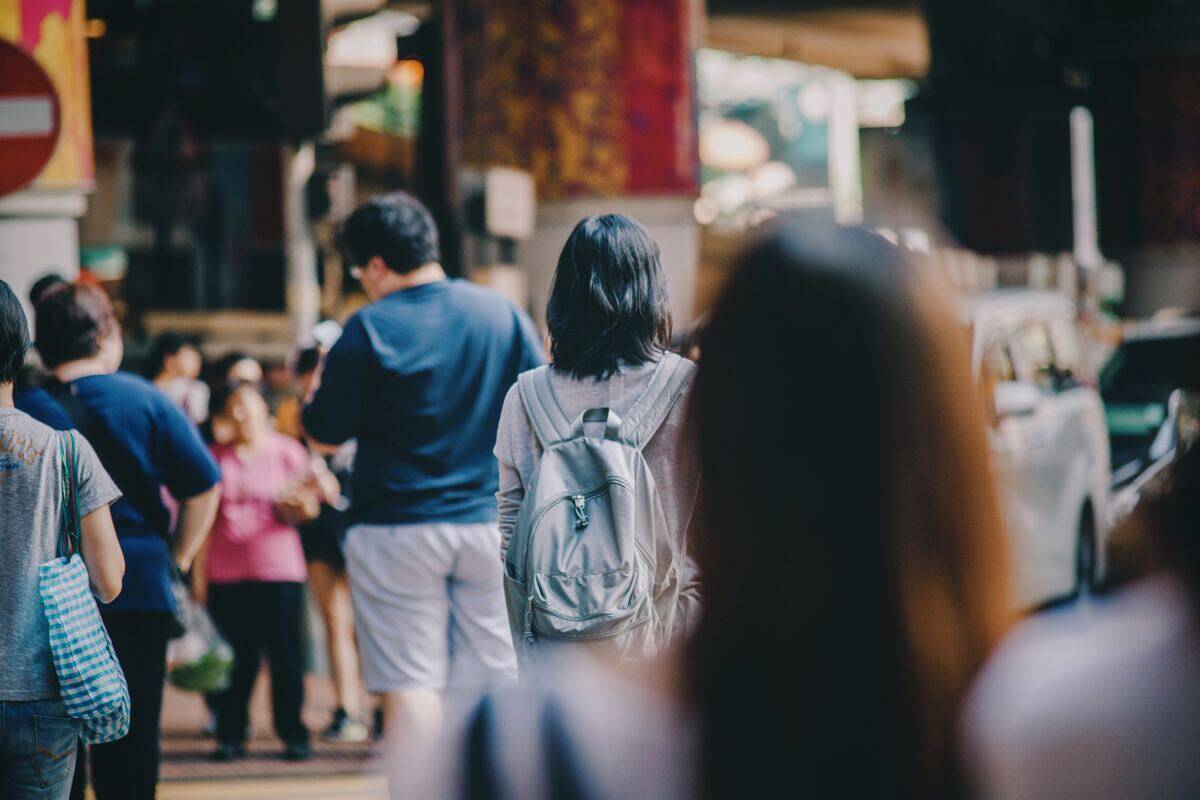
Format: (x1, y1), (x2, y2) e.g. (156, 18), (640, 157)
(964, 290), (1110, 608)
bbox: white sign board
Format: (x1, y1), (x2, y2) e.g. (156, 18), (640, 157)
(484, 166), (536, 241)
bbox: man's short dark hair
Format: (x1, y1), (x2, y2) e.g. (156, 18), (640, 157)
(0, 279), (30, 385)
(546, 214), (672, 380)
(338, 191), (441, 275)
(34, 283), (118, 369)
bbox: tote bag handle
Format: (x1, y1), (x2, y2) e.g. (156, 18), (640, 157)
(56, 431), (83, 560)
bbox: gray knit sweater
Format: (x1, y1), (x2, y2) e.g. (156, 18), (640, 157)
(494, 358), (703, 639)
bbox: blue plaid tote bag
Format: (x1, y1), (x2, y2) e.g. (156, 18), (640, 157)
(38, 430), (131, 744)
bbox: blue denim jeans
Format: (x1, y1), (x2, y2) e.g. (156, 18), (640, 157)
(0, 699), (79, 799)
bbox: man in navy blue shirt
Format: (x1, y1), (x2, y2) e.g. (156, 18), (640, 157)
(303, 192), (543, 741)
(18, 282), (222, 799)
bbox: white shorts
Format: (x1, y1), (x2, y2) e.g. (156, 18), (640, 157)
(343, 521), (517, 694)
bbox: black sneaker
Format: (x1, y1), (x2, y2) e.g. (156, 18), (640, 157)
(212, 742), (245, 762)
(322, 708), (369, 743)
(282, 740), (311, 761)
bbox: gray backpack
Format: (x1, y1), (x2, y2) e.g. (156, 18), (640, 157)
(504, 354), (693, 665)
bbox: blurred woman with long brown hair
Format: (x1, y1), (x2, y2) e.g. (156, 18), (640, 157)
(427, 220), (1011, 800)
(686, 221), (1010, 798)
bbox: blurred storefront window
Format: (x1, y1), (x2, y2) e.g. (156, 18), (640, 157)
(694, 47), (915, 312)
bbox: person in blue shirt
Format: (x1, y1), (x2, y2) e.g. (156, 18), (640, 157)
(19, 282), (221, 800)
(302, 192), (544, 745)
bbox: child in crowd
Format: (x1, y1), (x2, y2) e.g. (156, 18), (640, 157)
(206, 353), (265, 445)
(292, 346), (370, 742)
(149, 331), (209, 425)
(197, 379), (338, 762)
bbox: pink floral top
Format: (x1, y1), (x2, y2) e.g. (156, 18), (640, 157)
(207, 432), (309, 584)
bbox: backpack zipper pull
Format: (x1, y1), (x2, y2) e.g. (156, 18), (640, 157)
(524, 595), (535, 642)
(571, 494), (589, 529)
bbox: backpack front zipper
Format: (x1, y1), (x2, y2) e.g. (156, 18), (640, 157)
(524, 477), (631, 536)
(533, 613), (652, 642)
(522, 476), (632, 642)
(571, 494), (589, 529)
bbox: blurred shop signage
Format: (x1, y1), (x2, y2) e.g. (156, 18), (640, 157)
(484, 167), (536, 241)
(0, 40), (61, 198)
(324, 9), (411, 99)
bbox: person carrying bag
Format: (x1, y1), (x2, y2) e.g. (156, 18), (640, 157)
(39, 431), (131, 744)
(19, 283), (221, 799)
(1, 278), (124, 800)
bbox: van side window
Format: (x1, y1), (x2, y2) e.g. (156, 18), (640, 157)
(1009, 324), (1058, 394)
(981, 338), (1016, 424)
(1048, 318), (1087, 388)
(983, 339), (1016, 383)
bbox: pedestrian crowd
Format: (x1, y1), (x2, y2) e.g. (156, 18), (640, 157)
(1, 191), (1198, 800)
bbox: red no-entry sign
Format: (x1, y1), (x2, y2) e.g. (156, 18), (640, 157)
(0, 40), (61, 199)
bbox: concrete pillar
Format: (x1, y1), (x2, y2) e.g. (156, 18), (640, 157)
(284, 143), (320, 345)
(0, 193), (83, 322)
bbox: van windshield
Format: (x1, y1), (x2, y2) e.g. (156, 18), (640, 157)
(1101, 332), (1200, 476)
(1100, 332), (1200, 402)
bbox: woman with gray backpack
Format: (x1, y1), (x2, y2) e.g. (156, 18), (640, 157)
(494, 214), (702, 666)
(420, 220), (1013, 800)
(0, 279), (125, 799)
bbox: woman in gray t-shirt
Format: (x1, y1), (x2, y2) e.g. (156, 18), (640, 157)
(0, 279), (124, 799)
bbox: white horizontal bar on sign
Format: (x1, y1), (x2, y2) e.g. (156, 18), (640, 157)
(0, 96), (54, 136)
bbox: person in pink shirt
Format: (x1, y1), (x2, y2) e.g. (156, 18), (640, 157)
(197, 379), (337, 763)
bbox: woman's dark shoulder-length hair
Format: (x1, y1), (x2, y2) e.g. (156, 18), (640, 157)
(0, 279), (30, 385)
(546, 214), (672, 380)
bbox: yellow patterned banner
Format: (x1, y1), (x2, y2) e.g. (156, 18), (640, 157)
(459, 0), (696, 200)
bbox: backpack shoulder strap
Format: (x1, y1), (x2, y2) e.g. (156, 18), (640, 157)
(618, 353), (694, 450)
(517, 367), (572, 448)
(460, 693), (588, 800)
(462, 695), (506, 800)
(541, 695), (589, 800)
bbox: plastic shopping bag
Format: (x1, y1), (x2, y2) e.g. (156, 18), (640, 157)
(166, 590), (234, 694)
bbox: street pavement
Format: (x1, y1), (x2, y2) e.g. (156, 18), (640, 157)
(155, 672), (382, 799)
(146, 586), (1129, 798)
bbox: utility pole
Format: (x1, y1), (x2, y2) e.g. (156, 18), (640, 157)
(284, 142), (320, 346)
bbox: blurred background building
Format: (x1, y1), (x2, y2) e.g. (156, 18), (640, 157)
(4, 0), (1200, 363)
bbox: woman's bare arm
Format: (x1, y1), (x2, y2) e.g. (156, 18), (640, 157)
(175, 484), (222, 570)
(80, 505), (124, 603)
